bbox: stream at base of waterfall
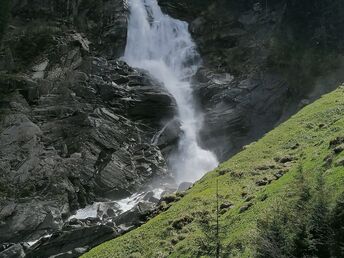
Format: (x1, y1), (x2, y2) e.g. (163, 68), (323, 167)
(68, 0), (218, 228)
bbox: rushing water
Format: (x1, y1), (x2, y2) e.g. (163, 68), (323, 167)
(124, 0), (218, 182)
(69, 189), (164, 220)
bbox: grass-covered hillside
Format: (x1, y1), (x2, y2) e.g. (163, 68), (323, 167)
(83, 86), (344, 257)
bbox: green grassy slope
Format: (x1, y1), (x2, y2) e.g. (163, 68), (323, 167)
(83, 86), (344, 258)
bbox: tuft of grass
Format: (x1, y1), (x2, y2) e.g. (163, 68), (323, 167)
(83, 86), (344, 258)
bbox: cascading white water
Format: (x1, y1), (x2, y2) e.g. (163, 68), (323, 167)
(123, 0), (218, 182)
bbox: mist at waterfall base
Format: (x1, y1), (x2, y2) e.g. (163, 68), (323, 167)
(123, 0), (218, 183)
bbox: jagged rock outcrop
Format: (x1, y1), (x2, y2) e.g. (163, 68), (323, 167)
(7, 0), (128, 58)
(25, 225), (116, 258)
(0, 0), (177, 253)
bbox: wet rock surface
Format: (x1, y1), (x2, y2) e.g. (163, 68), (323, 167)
(0, 55), (174, 240)
(0, 244), (25, 258)
(0, 0), (178, 256)
(159, 0), (344, 161)
(15, 184), (186, 258)
(25, 225), (116, 258)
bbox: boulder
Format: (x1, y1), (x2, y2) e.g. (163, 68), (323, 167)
(220, 202), (233, 210)
(113, 201), (155, 227)
(0, 244), (25, 258)
(152, 118), (181, 155)
(26, 225), (116, 258)
(335, 158), (344, 167)
(177, 182), (193, 193)
(0, 200), (62, 243)
(239, 203), (253, 213)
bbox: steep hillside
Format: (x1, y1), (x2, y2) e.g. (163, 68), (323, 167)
(84, 86), (344, 257)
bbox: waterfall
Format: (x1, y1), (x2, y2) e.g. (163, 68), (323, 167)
(123, 0), (218, 182)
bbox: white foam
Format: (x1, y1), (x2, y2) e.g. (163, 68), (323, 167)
(68, 203), (99, 220)
(68, 192), (148, 221)
(27, 234), (52, 247)
(124, 0), (219, 183)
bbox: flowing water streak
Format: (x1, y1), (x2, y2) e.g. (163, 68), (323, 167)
(123, 0), (218, 182)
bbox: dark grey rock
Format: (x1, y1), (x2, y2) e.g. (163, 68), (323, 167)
(73, 247), (88, 256)
(177, 182), (193, 193)
(143, 192), (155, 201)
(152, 118), (181, 155)
(256, 179), (268, 186)
(120, 200), (158, 226)
(160, 0), (344, 164)
(220, 202), (233, 210)
(0, 244), (25, 258)
(0, 199), (62, 243)
(0, 0), (176, 249)
(277, 156), (294, 163)
(239, 203), (253, 213)
(334, 144), (344, 154)
(113, 205), (145, 227)
(26, 225), (115, 258)
(50, 251), (74, 258)
(335, 158), (344, 167)
(244, 196), (255, 203)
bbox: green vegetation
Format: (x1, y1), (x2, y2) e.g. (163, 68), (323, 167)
(83, 86), (344, 257)
(255, 167), (335, 257)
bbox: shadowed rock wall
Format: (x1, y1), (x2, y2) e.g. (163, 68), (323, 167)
(159, 0), (344, 161)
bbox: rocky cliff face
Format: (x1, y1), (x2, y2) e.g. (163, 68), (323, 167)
(0, 0), (177, 255)
(159, 0), (344, 160)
